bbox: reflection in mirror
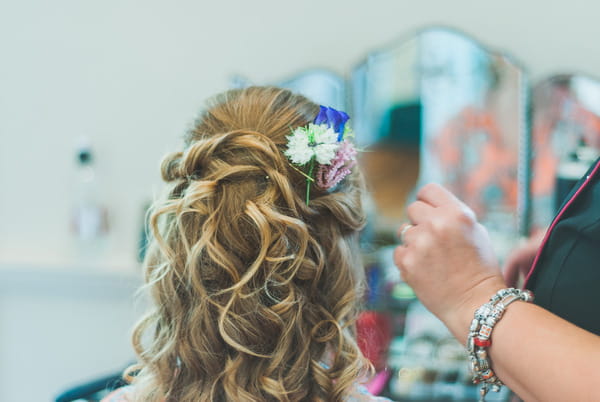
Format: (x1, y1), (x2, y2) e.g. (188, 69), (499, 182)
(353, 27), (527, 258)
(530, 74), (600, 231)
(352, 33), (421, 235)
(231, 69), (347, 111)
(277, 69), (347, 111)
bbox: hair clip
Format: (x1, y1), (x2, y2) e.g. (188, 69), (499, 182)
(284, 106), (358, 205)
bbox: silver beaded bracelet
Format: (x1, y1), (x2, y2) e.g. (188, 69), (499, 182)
(466, 288), (534, 401)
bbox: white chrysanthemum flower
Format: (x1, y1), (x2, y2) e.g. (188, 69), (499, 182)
(284, 124), (340, 166)
(314, 143), (338, 164)
(285, 131), (313, 165)
(311, 123), (338, 145)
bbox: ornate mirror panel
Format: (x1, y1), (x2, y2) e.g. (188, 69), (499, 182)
(276, 69), (347, 111)
(352, 33), (421, 227)
(232, 69), (347, 111)
(352, 27), (528, 257)
(530, 74), (600, 232)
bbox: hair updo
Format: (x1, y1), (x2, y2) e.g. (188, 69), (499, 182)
(127, 86), (370, 402)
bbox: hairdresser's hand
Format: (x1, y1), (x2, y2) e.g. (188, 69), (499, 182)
(393, 183), (506, 339)
(503, 231), (545, 287)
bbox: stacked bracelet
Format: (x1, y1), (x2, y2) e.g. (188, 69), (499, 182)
(466, 288), (534, 401)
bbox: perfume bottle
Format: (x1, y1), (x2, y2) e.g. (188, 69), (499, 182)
(71, 139), (109, 255)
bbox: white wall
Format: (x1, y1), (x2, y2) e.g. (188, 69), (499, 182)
(0, 266), (143, 401)
(2, 0), (600, 269)
(1, 0), (599, 400)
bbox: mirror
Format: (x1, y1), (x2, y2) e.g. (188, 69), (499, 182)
(530, 74), (600, 232)
(352, 27), (528, 257)
(231, 69), (347, 111)
(350, 28), (528, 401)
(276, 69), (347, 111)
(352, 32), (421, 227)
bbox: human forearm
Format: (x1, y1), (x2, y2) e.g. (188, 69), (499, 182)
(394, 184), (600, 401)
(452, 295), (600, 401)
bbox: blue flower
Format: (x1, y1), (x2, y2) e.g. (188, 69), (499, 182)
(314, 106), (349, 139)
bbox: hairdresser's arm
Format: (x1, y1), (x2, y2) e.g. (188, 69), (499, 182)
(393, 183), (600, 402)
(502, 230), (545, 287)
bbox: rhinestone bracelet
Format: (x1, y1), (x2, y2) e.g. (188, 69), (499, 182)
(466, 288), (534, 401)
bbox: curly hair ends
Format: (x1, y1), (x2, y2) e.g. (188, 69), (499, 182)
(126, 86), (372, 402)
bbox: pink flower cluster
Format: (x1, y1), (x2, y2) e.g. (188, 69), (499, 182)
(315, 140), (358, 190)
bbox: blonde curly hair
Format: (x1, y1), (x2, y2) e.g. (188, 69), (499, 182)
(126, 86), (371, 401)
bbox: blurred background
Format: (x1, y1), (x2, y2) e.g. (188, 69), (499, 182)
(2, 0), (600, 401)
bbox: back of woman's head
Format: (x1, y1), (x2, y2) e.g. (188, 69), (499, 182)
(129, 86), (370, 401)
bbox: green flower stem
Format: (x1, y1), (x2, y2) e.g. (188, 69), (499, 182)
(306, 158), (315, 205)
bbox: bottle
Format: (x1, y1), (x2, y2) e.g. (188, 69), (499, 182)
(70, 138), (109, 259)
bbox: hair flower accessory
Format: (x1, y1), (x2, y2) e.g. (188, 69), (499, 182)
(284, 105), (358, 204)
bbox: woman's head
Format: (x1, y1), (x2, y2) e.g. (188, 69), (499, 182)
(129, 86), (370, 401)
